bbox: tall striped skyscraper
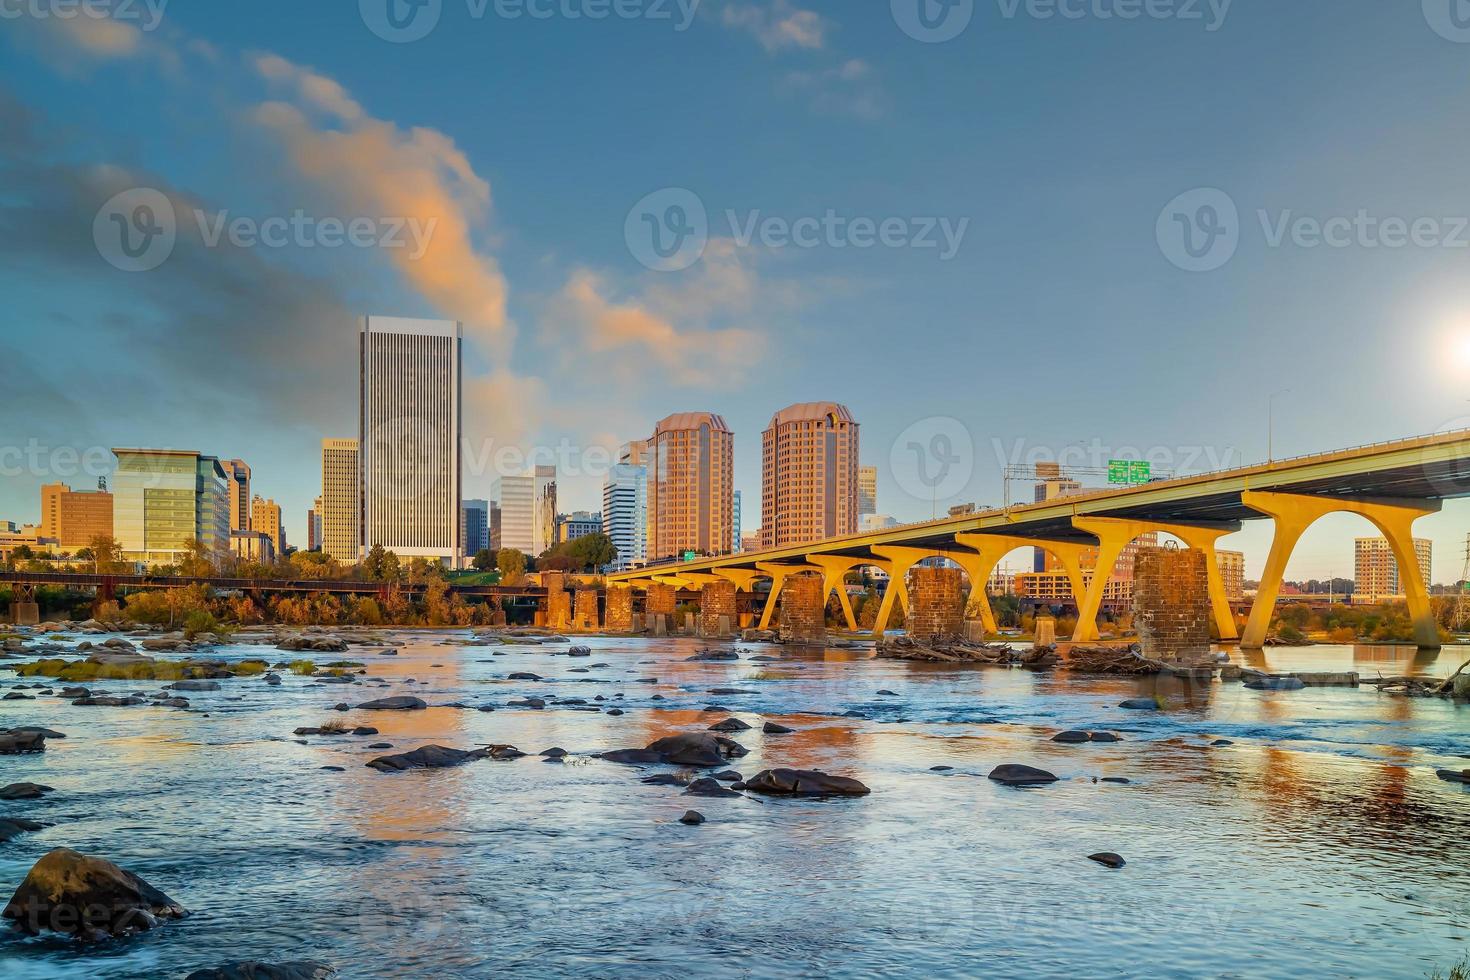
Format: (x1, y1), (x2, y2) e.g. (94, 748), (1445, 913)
(359, 316), (463, 567)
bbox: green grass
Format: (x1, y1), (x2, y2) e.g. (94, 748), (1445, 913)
(229, 659), (270, 676)
(1429, 958), (1468, 980)
(449, 571), (501, 585)
(16, 658), (202, 682)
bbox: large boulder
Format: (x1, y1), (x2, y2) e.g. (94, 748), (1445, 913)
(185, 962), (336, 979)
(365, 745), (489, 772)
(686, 649), (740, 662)
(0, 817), (47, 842)
(601, 733), (748, 768)
(2, 847), (187, 939)
(987, 764), (1059, 786)
(742, 769), (871, 796)
(684, 777), (743, 798)
(0, 782), (54, 800)
(0, 729), (47, 754)
(169, 680), (221, 692)
(355, 696), (426, 711)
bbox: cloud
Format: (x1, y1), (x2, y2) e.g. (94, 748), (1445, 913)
(542, 241), (768, 388)
(249, 55), (509, 354)
(721, 0), (827, 52)
(782, 59), (888, 120)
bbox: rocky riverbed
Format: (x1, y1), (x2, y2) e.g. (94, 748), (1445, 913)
(0, 626), (1467, 978)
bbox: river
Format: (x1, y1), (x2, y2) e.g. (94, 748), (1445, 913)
(1, 631), (1467, 978)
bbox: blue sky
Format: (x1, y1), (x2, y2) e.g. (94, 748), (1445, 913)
(4, 1), (1470, 580)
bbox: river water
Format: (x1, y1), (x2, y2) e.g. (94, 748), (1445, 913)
(1, 631), (1467, 979)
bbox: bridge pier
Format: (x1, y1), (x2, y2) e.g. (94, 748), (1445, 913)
(573, 589), (598, 631)
(605, 585), (634, 632)
(646, 583), (677, 635)
(778, 573), (826, 645)
(907, 565), (966, 641)
(1241, 491), (1441, 650)
(10, 602), (39, 626)
(955, 533), (1091, 636)
(698, 580), (738, 637)
(805, 555), (863, 631)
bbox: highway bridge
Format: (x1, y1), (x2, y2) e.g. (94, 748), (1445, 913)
(608, 429), (1470, 649)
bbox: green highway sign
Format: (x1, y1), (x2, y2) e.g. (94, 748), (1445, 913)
(682, 551), (698, 562)
(1107, 460), (1152, 485)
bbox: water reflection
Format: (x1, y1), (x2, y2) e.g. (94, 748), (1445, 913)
(0, 631), (1465, 978)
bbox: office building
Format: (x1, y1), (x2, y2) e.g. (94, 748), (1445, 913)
(555, 510), (602, 545)
(307, 497), (323, 552)
(39, 482), (113, 549)
(647, 412), (734, 561)
(860, 514), (900, 532)
(760, 402), (859, 549)
(603, 462), (647, 571)
(224, 459), (252, 532)
(732, 490), (742, 553)
(462, 499), (490, 556)
(321, 438), (360, 563)
(112, 449), (230, 565)
(1033, 464), (1084, 571)
(251, 496), (285, 555)
(1355, 537), (1433, 603)
(231, 530), (276, 564)
(858, 465), (877, 517)
(359, 316), (462, 566)
(1217, 549), (1245, 602)
(491, 467), (555, 556)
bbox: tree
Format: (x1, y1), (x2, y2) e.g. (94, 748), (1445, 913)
(362, 544), (401, 583)
(472, 548), (498, 572)
(497, 548), (527, 585)
(423, 574), (451, 625)
(179, 538), (215, 578)
(568, 533), (617, 572)
(86, 535), (125, 574)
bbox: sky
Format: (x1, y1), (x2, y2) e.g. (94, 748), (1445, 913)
(3, 0), (1470, 582)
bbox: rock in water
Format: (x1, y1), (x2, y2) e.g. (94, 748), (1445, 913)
(646, 733), (748, 767)
(355, 696), (426, 711)
(0, 730), (47, 754)
(1087, 852), (1126, 869)
(1118, 698), (1159, 710)
(365, 745), (489, 772)
(185, 961), (336, 979)
(0, 782), (54, 800)
(679, 810), (706, 825)
(2, 847), (187, 939)
(0, 817), (47, 843)
(987, 764), (1059, 786)
(762, 721), (795, 734)
(708, 717), (752, 733)
(684, 777), (743, 798)
(1436, 769), (1470, 785)
(1244, 676), (1306, 691)
(742, 769), (871, 796)
(1051, 731), (1091, 743)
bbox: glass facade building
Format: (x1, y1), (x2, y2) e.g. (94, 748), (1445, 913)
(112, 450), (230, 566)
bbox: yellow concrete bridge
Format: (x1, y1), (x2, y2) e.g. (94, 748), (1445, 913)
(607, 429), (1470, 649)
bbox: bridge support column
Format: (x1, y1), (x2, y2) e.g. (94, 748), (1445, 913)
(605, 585), (634, 632)
(646, 583), (678, 636)
(778, 573), (827, 645)
(1069, 517), (1241, 644)
(755, 563), (802, 631)
(1241, 492), (1441, 650)
(871, 546), (947, 638)
(10, 602), (39, 626)
(955, 534), (1092, 639)
(698, 580), (738, 637)
(806, 555), (865, 632)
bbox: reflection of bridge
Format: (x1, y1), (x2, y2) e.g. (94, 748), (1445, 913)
(0, 571), (545, 602)
(608, 430), (1470, 649)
